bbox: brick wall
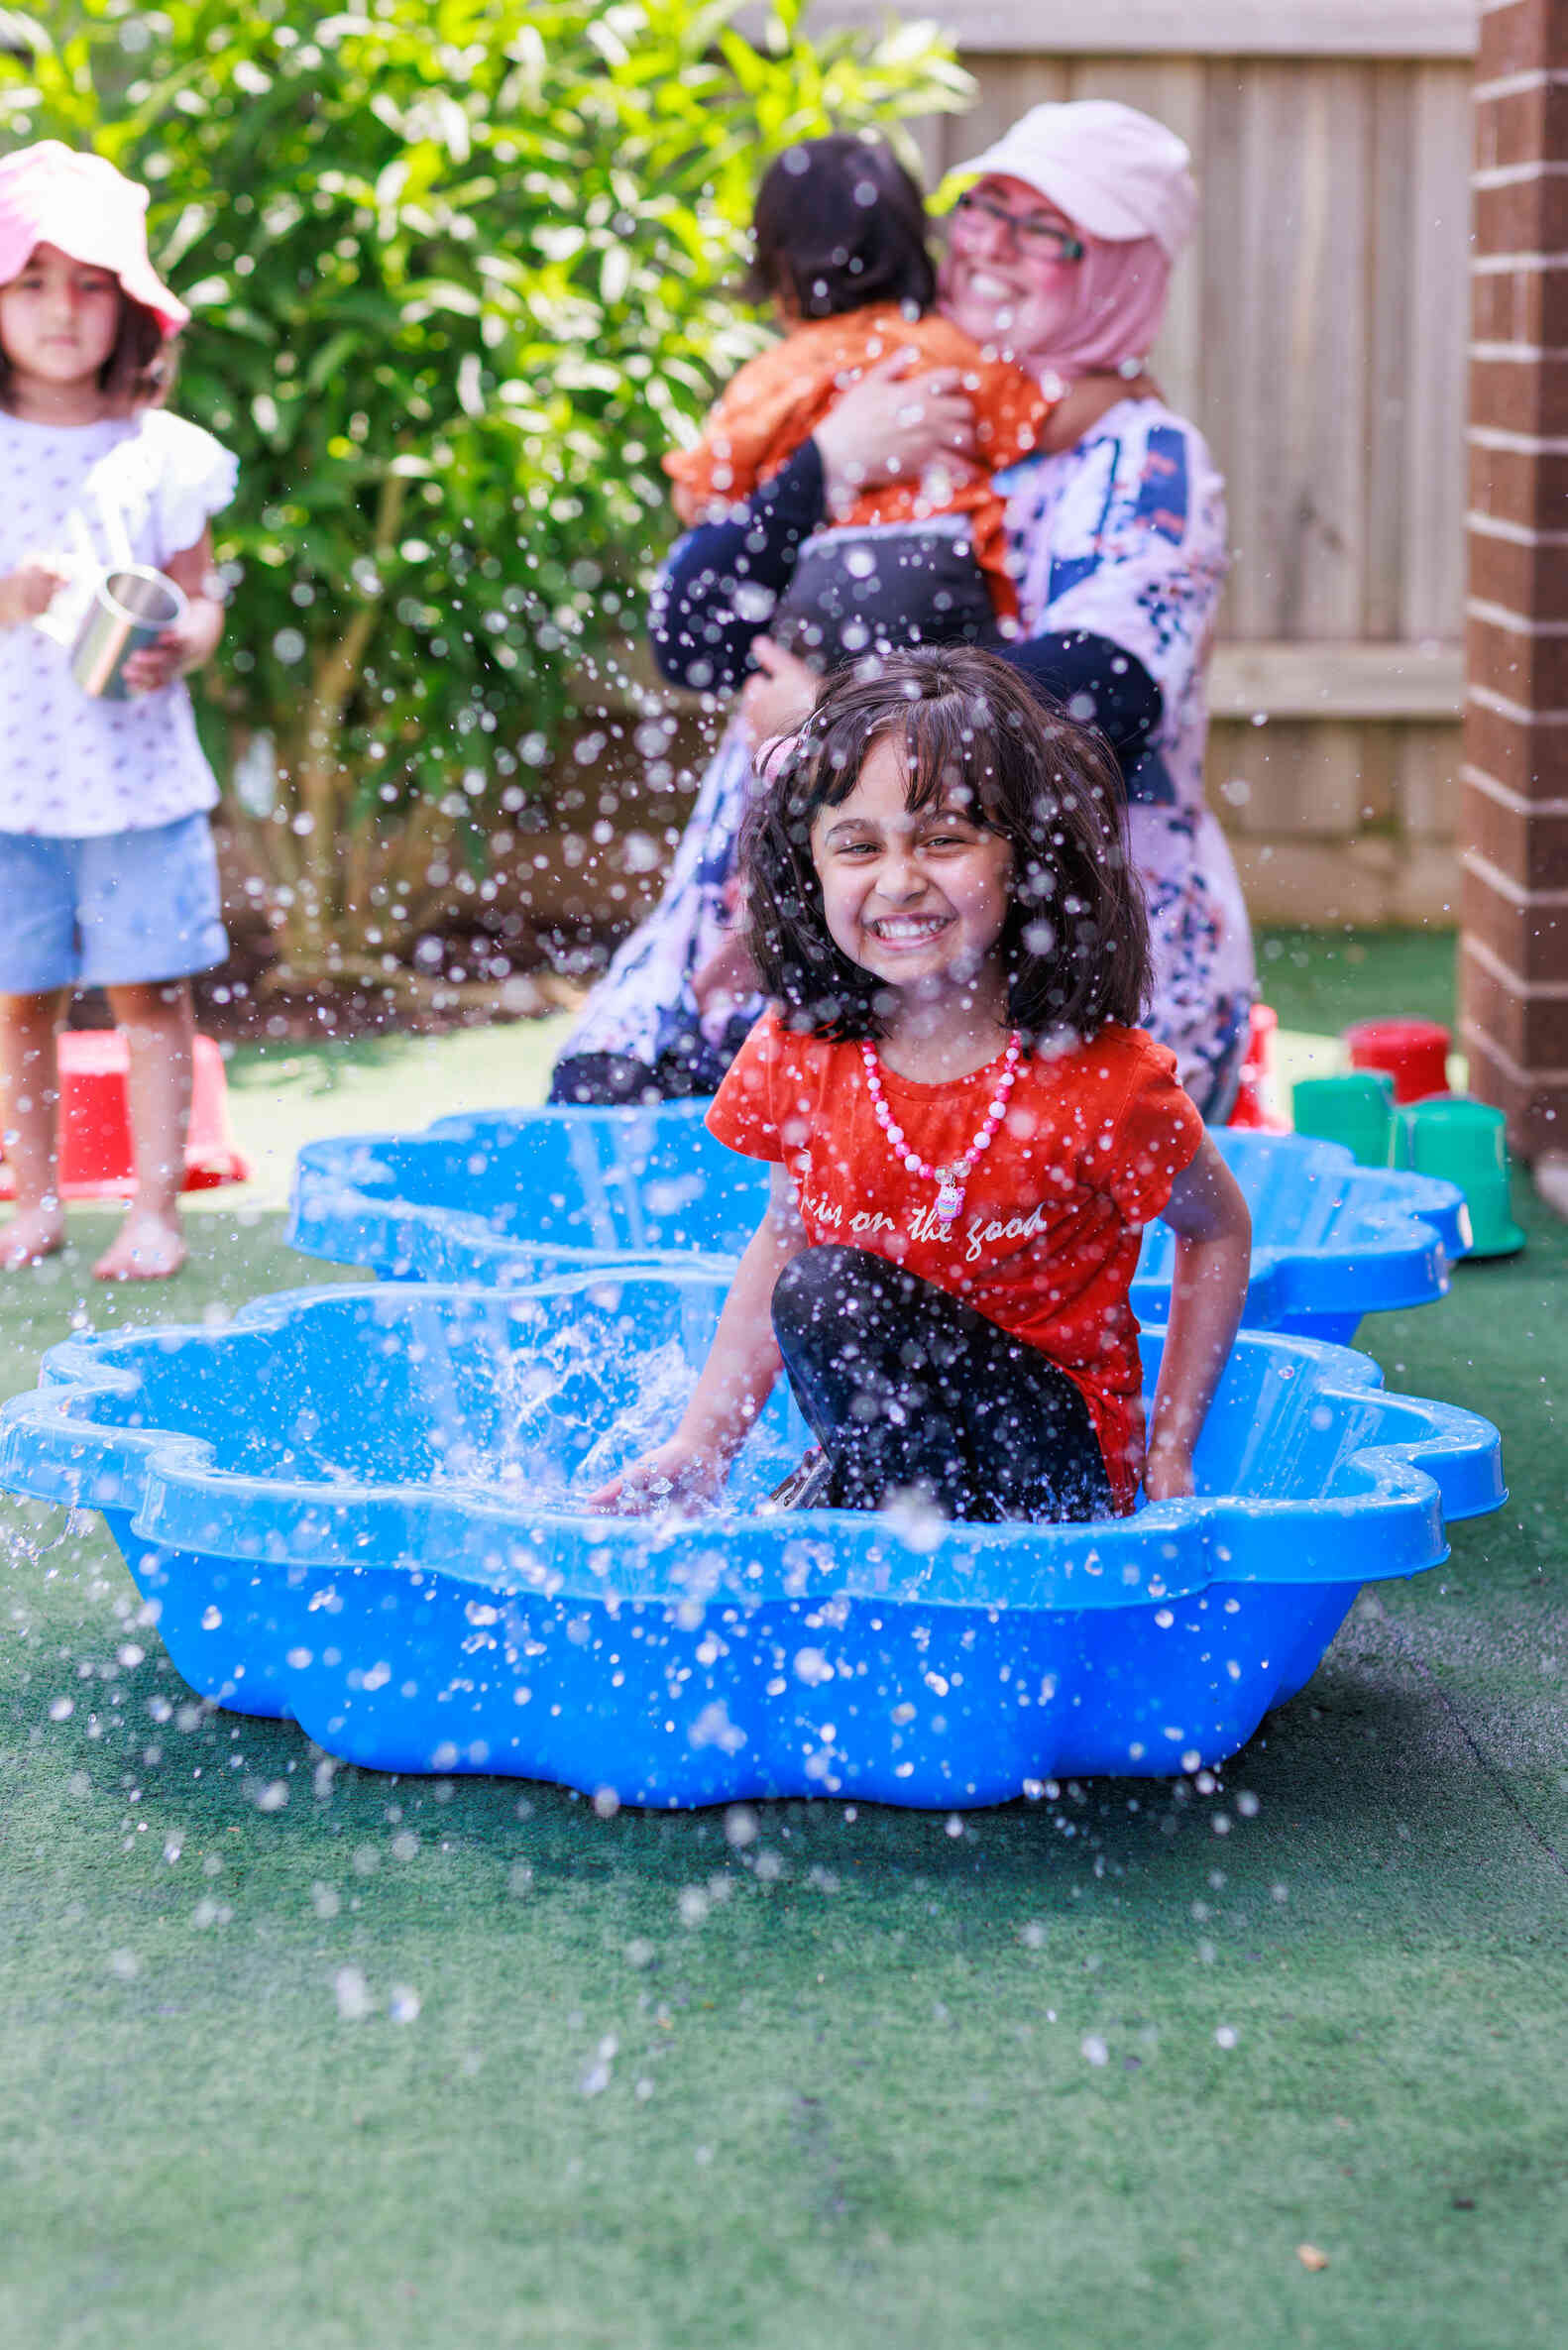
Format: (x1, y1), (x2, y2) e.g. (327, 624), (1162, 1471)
(1462, 0), (1568, 1156)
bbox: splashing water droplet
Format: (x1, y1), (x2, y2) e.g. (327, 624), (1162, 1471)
(334, 1966), (373, 2021)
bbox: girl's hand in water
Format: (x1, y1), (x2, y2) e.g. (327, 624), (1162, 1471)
(739, 637), (818, 744)
(591, 1438), (727, 1516)
(812, 351), (978, 510)
(1141, 1433), (1195, 1503)
(592, 1176), (806, 1518)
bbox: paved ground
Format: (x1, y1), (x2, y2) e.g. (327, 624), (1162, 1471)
(0, 933), (1562, 2348)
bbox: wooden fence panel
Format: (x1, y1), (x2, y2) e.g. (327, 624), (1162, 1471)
(915, 43), (1475, 923)
(925, 50), (1472, 651)
(1400, 60), (1472, 643)
(798, 2), (1479, 58)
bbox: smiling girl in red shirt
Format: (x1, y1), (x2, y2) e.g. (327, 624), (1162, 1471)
(598, 645), (1251, 1523)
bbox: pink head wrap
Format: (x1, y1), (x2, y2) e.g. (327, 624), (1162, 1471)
(1026, 234), (1172, 389)
(0, 143), (187, 335)
(948, 101), (1196, 386)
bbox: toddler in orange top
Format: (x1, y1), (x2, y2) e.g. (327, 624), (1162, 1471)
(596, 645), (1253, 1525)
(664, 138), (1052, 664)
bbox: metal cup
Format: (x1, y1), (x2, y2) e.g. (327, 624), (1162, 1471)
(68, 566), (187, 701)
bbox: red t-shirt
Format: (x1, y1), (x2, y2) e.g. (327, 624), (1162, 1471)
(706, 1011), (1204, 1511)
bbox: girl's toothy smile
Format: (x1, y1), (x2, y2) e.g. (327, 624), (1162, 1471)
(868, 914), (952, 942)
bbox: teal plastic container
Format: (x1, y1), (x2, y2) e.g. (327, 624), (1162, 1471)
(1291, 1070), (1396, 1168)
(1393, 1095), (1524, 1258)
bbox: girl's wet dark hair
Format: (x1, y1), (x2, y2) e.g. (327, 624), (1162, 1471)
(742, 134), (936, 322)
(742, 645), (1153, 1047)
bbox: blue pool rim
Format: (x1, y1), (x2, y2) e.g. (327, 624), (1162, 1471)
(0, 1275), (1506, 1805)
(285, 1108), (1472, 1343)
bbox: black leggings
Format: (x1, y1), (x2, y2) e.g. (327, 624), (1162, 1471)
(771, 1245), (1115, 1524)
(548, 1043), (726, 1107)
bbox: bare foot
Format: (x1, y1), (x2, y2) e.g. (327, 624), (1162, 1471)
(0, 1204), (66, 1270)
(93, 1209), (186, 1283)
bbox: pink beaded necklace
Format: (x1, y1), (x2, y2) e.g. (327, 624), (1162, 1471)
(860, 1033), (1023, 1237)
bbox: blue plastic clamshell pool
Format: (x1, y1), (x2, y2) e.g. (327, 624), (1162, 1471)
(286, 1106), (1471, 1344)
(0, 1273), (1503, 1807)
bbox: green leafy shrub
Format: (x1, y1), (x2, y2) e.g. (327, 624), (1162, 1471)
(1, 0), (970, 984)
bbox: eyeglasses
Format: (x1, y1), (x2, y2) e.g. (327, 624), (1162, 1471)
(952, 190), (1085, 264)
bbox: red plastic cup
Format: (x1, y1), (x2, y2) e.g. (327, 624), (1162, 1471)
(1227, 1002), (1288, 1131)
(1343, 1017), (1451, 1106)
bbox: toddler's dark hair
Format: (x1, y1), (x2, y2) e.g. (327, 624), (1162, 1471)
(741, 134), (936, 322)
(742, 645), (1152, 1047)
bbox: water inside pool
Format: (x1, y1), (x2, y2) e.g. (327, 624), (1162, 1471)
(73, 1272), (1446, 1530)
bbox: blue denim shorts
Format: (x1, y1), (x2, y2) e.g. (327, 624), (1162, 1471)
(0, 814), (229, 995)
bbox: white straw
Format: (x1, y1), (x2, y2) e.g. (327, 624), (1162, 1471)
(97, 495), (135, 572)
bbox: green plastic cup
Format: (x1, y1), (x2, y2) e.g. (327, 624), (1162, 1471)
(1290, 1070), (1396, 1168)
(1391, 1096), (1525, 1259)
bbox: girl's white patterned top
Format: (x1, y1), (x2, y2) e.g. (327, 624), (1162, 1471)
(0, 407), (237, 837)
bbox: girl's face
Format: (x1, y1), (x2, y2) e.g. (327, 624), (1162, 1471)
(810, 734), (1013, 1008)
(0, 241), (121, 391)
(938, 174), (1084, 360)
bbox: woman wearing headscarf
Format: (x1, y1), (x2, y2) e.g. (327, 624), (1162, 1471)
(549, 100), (1256, 1121)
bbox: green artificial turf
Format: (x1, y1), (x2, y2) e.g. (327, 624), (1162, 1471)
(1258, 924), (1464, 1100)
(3, 939), (1566, 2350)
(1255, 923), (1459, 1039)
(215, 1012), (579, 1207)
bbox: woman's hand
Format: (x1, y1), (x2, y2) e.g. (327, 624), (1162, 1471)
(590, 1437), (728, 1517)
(738, 636), (818, 744)
(0, 559), (67, 628)
(812, 351), (978, 511)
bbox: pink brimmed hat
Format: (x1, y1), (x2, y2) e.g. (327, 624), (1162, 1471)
(950, 100), (1197, 265)
(0, 142), (188, 334)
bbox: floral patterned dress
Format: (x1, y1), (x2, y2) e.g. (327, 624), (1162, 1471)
(555, 397), (1255, 1116)
(1002, 397), (1256, 1112)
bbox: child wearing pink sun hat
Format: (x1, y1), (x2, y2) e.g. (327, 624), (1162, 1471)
(0, 143), (237, 1285)
(0, 143), (190, 333)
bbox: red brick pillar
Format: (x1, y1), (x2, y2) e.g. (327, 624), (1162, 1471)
(1463, 0), (1568, 1159)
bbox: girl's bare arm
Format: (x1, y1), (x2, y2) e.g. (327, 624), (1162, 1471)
(592, 1163), (810, 1512)
(1143, 1133), (1252, 1502)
